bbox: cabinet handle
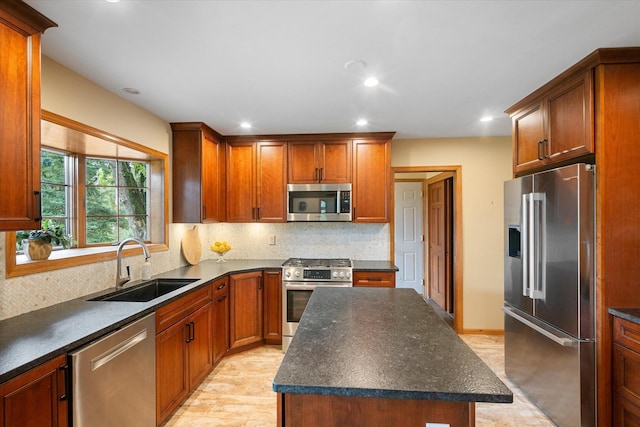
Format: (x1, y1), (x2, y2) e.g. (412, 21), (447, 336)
(541, 138), (548, 158)
(256, 207), (260, 220)
(186, 322), (192, 343)
(217, 295), (227, 303)
(34, 191), (42, 221)
(59, 364), (70, 401)
(190, 321), (195, 342)
(537, 140), (544, 160)
(216, 283), (226, 291)
(202, 205), (207, 219)
(315, 168), (319, 182)
(258, 277), (263, 290)
(319, 167), (324, 182)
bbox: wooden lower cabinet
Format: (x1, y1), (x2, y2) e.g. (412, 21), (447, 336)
(352, 271), (396, 288)
(156, 287), (213, 425)
(229, 271), (264, 351)
(212, 277), (230, 365)
(0, 355), (68, 427)
(263, 270), (282, 344)
(613, 316), (640, 426)
(278, 393), (474, 427)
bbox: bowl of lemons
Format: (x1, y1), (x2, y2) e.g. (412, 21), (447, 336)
(210, 241), (231, 262)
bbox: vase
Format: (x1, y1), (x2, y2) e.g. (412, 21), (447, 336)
(215, 251), (229, 263)
(24, 239), (53, 260)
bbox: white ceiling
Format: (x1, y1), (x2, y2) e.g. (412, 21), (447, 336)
(25, 0), (640, 139)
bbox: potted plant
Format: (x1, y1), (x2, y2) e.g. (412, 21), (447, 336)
(18, 220), (76, 260)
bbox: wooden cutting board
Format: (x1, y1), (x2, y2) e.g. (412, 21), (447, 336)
(181, 225), (202, 265)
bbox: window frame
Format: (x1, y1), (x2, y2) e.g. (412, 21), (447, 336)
(5, 111), (169, 278)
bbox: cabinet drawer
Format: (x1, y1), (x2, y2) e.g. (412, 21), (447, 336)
(212, 277), (229, 298)
(614, 394), (640, 426)
(352, 271), (395, 288)
(156, 286), (212, 332)
(615, 318), (640, 354)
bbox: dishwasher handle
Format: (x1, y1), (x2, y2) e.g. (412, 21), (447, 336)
(90, 329), (149, 371)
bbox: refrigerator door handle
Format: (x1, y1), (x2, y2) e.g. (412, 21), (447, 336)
(503, 307), (576, 347)
(530, 192), (546, 300)
(521, 194), (530, 297)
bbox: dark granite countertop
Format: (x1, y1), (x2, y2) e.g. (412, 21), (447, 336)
(352, 260), (398, 272)
(273, 287), (513, 403)
(0, 259), (284, 384)
(609, 308), (640, 325)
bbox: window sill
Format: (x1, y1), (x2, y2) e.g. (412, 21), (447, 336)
(6, 242), (169, 278)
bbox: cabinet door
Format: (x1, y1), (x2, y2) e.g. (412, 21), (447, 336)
(512, 101), (545, 174)
(545, 71), (594, 162)
(229, 271), (263, 350)
(156, 321), (189, 424)
(226, 142), (256, 222)
(213, 290), (230, 364)
(201, 134), (225, 222)
(353, 139), (391, 222)
(288, 141), (319, 183)
(0, 355), (67, 427)
(320, 140), (351, 183)
(256, 142), (287, 222)
(187, 303), (213, 389)
(263, 270), (282, 343)
(0, 7), (54, 231)
(171, 123), (225, 223)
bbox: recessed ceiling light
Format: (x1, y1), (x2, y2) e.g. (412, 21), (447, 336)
(480, 116), (493, 122)
(363, 77), (379, 87)
(356, 119), (368, 126)
(105, 0), (120, 3)
(344, 60), (367, 72)
(240, 122), (252, 129)
(122, 87), (140, 95)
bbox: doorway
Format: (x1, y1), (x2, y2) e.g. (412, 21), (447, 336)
(392, 166), (462, 333)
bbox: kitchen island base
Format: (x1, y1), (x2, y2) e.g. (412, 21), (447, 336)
(277, 393), (475, 427)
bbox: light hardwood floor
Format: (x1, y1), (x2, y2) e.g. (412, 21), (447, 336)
(164, 335), (554, 426)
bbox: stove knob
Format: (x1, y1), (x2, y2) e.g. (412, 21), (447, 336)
(285, 271), (291, 279)
(332, 271), (338, 278)
(339, 271), (345, 278)
(346, 271), (351, 279)
(294, 270), (301, 278)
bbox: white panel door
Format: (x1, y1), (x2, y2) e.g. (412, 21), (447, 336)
(394, 181), (424, 294)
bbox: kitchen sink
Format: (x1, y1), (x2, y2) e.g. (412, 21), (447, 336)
(89, 278), (199, 302)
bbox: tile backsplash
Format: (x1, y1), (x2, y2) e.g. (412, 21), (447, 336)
(0, 222), (389, 320)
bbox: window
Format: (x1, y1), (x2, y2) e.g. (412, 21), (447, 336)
(85, 157), (149, 244)
(6, 111), (168, 277)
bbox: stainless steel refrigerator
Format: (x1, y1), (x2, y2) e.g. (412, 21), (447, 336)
(503, 163), (596, 427)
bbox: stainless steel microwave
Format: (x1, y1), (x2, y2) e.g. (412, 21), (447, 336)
(287, 183), (352, 222)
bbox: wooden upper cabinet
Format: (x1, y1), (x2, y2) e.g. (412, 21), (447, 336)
(226, 140), (286, 222)
(508, 70), (594, 175)
(352, 138), (392, 223)
(0, 2), (56, 231)
(288, 140), (351, 184)
(171, 122), (226, 223)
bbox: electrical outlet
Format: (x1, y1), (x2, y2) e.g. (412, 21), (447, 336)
(268, 235), (276, 245)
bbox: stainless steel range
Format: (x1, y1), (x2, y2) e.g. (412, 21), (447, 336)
(282, 258), (352, 351)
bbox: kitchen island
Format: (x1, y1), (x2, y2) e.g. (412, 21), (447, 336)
(273, 287), (512, 427)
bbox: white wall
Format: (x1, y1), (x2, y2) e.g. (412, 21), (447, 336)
(392, 137), (512, 331)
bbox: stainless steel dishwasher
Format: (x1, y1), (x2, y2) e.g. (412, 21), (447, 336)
(70, 313), (156, 426)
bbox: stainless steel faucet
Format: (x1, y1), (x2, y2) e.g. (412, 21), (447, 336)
(116, 238), (151, 289)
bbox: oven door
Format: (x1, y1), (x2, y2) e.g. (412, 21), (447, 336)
(282, 282), (350, 350)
